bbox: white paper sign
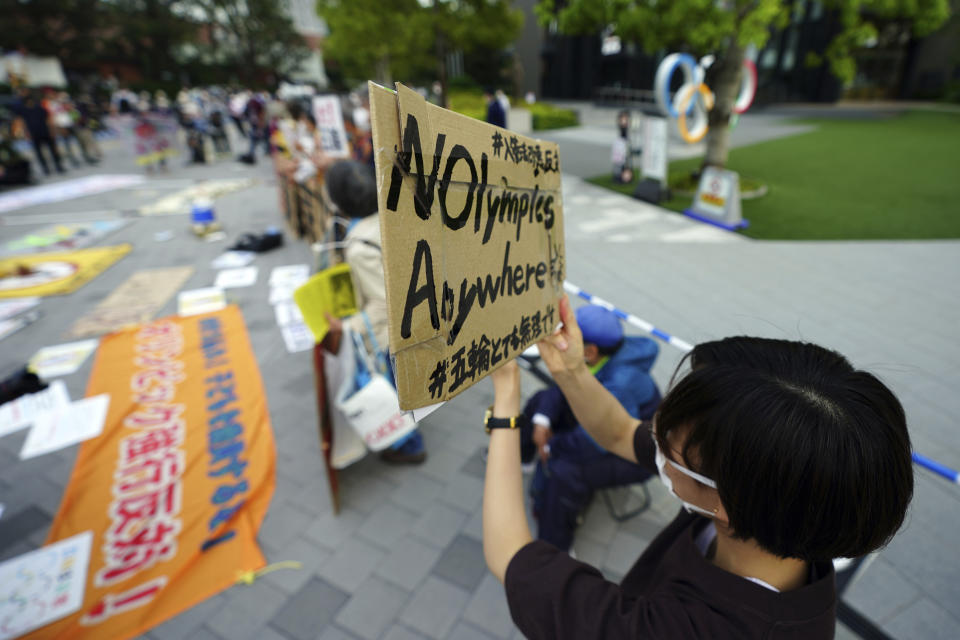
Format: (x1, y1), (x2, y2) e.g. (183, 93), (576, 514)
(281, 323), (315, 353)
(270, 264), (310, 288)
(0, 380), (70, 438)
(269, 285), (297, 305)
(274, 301), (305, 327)
(211, 251), (255, 269)
(312, 96), (350, 157)
(214, 267), (258, 289)
(29, 340), (99, 379)
(20, 394), (109, 459)
(686, 166), (745, 230)
(0, 297), (40, 321)
(641, 116), (668, 182)
(178, 287), (227, 317)
(20, 393), (109, 459)
(0, 530), (94, 640)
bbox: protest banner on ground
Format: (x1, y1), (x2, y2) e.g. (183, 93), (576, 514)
(1, 220), (128, 256)
(67, 267), (194, 337)
(0, 245), (131, 298)
(369, 83), (566, 410)
(28, 306), (275, 640)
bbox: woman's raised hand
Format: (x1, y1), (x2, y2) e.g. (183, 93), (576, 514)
(537, 295), (587, 382)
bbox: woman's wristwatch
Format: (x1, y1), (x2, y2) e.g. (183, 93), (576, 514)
(484, 406), (530, 434)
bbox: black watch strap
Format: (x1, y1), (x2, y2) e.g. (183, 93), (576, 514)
(484, 406), (528, 434)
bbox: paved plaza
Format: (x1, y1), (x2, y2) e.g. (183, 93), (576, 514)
(0, 113), (957, 639)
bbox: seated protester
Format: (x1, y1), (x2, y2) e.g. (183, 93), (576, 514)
(323, 160), (427, 465)
(521, 304), (660, 551)
(482, 295), (913, 639)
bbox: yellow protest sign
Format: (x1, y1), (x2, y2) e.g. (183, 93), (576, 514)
(370, 83), (565, 410)
(0, 245), (132, 298)
(293, 263), (358, 342)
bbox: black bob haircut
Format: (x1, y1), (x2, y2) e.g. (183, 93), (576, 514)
(653, 336), (913, 562)
(326, 160), (378, 219)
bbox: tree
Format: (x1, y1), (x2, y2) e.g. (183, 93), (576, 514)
(317, 0), (523, 103)
(536, 0), (951, 169)
(0, 0), (105, 67)
(316, 0), (435, 87)
(189, 0), (311, 86)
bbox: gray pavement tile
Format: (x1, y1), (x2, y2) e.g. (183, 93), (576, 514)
(446, 622), (497, 640)
(602, 530), (648, 576)
(459, 447), (486, 480)
(883, 597), (957, 640)
(375, 535), (443, 591)
(390, 471), (445, 514)
(154, 626), (225, 640)
(431, 534), (488, 592)
(257, 502), (315, 554)
(304, 509), (365, 551)
(270, 577), (350, 640)
(337, 474), (396, 515)
(317, 626), (362, 640)
(834, 622), (859, 640)
(461, 509), (483, 542)
(461, 574), (515, 639)
(316, 537), (388, 593)
(140, 594), (228, 640)
(207, 581), (288, 640)
(357, 502), (418, 549)
(289, 477), (335, 517)
(382, 625), (429, 640)
(420, 448), (472, 483)
(334, 577), (411, 640)
(260, 538), (332, 595)
(440, 472), (484, 513)
(399, 576), (470, 640)
(0, 505), (50, 555)
(411, 503), (469, 549)
(844, 557), (921, 625)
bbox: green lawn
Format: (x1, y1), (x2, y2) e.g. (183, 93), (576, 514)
(588, 111), (960, 240)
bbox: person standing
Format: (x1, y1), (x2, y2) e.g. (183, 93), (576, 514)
(12, 90), (65, 176)
(485, 87), (507, 129)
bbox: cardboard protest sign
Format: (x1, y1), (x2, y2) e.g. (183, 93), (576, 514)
(370, 82), (565, 410)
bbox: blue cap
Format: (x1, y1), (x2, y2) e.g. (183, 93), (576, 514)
(576, 305), (623, 348)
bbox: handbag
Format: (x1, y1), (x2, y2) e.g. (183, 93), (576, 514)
(335, 314), (416, 451)
(322, 325), (368, 469)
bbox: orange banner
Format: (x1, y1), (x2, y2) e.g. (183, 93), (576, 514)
(30, 305), (276, 640)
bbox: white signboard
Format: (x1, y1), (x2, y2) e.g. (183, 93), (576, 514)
(0, 380), (70, 438)
(20, 394), (110, 459)
(685, 167), (746, 230)
(641, 116), (669, 183)
(312, 95), (350, 158)
(0, 531), (93, 639)
(29, 339), (99, 379)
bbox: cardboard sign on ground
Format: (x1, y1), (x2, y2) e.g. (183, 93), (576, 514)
(67, 266), (194, 337)
(369, 82), (566, 410)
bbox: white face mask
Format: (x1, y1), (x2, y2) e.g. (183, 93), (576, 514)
(652, 431), (719, 518)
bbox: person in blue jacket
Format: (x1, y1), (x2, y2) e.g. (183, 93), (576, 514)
(522, 304), (660, 551)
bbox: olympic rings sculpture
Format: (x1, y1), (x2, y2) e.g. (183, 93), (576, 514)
(654, 53), (757, 144)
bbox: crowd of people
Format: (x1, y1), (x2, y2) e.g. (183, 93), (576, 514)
(0, 82), (376, 185)
(1, 88), (103, 184)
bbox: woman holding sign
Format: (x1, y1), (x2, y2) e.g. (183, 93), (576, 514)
(482, 296), (913, 639)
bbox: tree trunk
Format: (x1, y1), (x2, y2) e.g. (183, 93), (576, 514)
(375, 55), (393, 87)
(703, 39), (746, 169)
